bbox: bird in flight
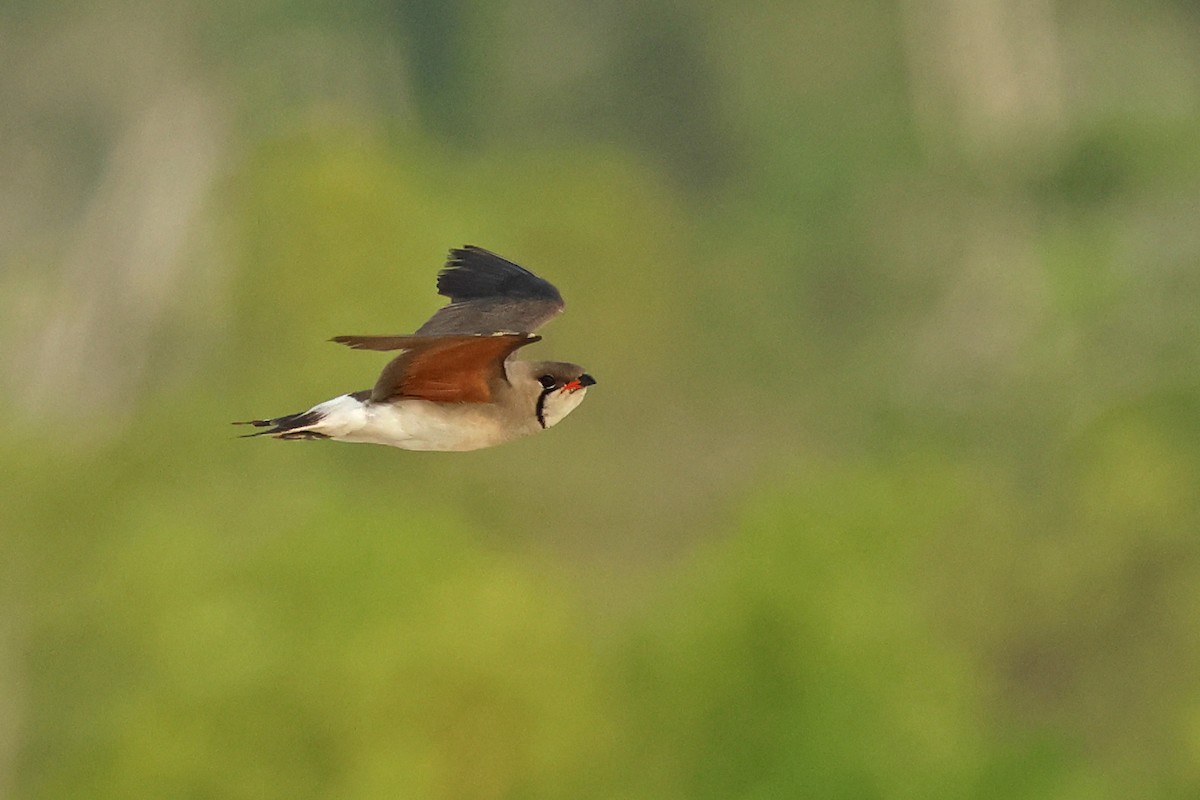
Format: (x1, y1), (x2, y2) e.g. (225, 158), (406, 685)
(235, 246), (595, 451)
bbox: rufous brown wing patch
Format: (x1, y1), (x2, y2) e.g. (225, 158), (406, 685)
(340, 333), (539, 403)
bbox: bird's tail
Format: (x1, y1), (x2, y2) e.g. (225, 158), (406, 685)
(234, 391), (370, 440)
(232, 409), (329, 440)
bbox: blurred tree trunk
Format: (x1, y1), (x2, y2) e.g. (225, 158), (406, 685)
(900, 0), (1065, 160)
(1, 9), (227, 427)
(898, 0), (1066, 408)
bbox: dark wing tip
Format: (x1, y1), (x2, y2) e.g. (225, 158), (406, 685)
(330, 335), (374, 350)
(437, 246), (564, 304)
(332, 332), (538, 351)
(329, 335), (413, 351)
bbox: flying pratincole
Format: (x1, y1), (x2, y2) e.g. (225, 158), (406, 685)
(235, 246), (595, 451)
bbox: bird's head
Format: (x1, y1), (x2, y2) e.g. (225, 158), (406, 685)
(518, 360), (596, 429)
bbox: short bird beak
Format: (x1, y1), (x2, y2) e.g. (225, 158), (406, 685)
(562, 374), (596, 393)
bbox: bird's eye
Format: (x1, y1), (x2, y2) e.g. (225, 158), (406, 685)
(538, 374), (557, 389)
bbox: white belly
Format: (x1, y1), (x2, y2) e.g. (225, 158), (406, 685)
(306, 394), (523, 451)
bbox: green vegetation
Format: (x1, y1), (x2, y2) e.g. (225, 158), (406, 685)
(3, 1), (1199, 797)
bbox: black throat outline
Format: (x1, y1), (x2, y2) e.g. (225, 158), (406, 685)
(535, 387), (554, 429)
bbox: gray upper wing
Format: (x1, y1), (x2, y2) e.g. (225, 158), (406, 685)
(414, 246), (566, 335)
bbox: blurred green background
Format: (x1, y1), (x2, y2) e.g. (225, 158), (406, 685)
(3, 0), (1200, 797)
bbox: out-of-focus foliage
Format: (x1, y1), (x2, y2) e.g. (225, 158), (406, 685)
(3, 0), (1200, 797)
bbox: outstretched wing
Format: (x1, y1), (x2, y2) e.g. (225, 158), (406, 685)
(414, 246), (565, 335)
(331, 332), (540, 403)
